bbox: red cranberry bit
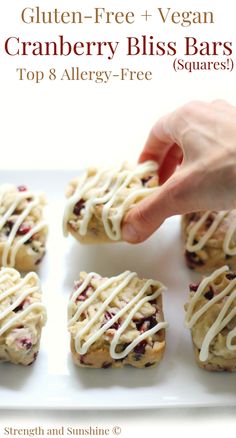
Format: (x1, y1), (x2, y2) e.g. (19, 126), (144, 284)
(5, 220), (14, 236)
(76, 284), (94, 302)
(139, 321), (149, 333)
(205, 215), (214, 229)
(24, 238), (33, 245)
(25, 233), (39, 246)
(80, 355), (86, 364)
(17, 223), (32, 236)
(204, 286), (214, 300)
(134, 340), (147, 361)
(17, 185), (28, 192)
(104, 311), (120, 330)
(73, 199), (85, 216)
(136, 315), (157, 332)
(73, 280), (83, 291)
(189, 282), (200, 292)
(226, 273), (236, 280)
(13, 300), (25, 313)
(79, 354), (92, 366)
(34, 351), (38, 360)
(21, 338), (33, 350)
(102, 362), (112, 369)
(145, 362), (155, 368)
(141, 176), (152, 186)
(188, 213), (198, 222)
(76, 292), (87, 302)
(105, 311), (113, 320)
(35, 255), (45, 266)
(28, 351), (38, 366)
(134, 340), (147, 355)
(185, 250), (205, 267)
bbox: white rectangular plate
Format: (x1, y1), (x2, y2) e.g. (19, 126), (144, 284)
(0, 170), (236, 410)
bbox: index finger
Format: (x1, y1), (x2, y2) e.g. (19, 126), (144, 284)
(138, 114), (176, 166)
(139, 100), (210, 166)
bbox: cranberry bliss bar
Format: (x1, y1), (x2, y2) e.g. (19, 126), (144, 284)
(63, 161), (158, 244)
(0, 267), (47, 365)
(185, 265), (236, 371)
(68, 271), (168, 368)
(0, 184), (48, 271)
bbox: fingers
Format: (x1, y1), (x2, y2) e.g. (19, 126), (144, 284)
(125, 98), (234, 244)
(138, 115), (175, 167)
(139, 101), (210, 173)
(122, 170), (196, 243)
(158, 143), (183, 184)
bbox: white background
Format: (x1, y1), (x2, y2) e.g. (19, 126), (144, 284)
(0, 0), (236, 436)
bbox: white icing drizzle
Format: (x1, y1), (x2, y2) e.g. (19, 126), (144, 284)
(68, 271), (168, 360)
(186, 210), (236, 256)
(63, 161), (158, 240)
(186, 211), (228, 252)
(223, 218), (236, 255)
(185, 265), (236, 362)
(0, 184), (47, 267)
(0, 267), (47, 336)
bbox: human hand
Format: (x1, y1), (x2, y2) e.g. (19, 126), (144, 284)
(122, 100), (236, 243)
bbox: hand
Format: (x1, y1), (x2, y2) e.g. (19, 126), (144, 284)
(122, 100), (236, 243)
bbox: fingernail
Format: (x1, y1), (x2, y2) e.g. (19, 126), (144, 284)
(122, 224), (139, 243)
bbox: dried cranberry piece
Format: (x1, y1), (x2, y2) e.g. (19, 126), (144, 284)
(102, 362), (112, 369)
(147, 315), (157, 329)
(5, 220), (14, 236)
(17, 185), (28, 192)
(28, 351), (38, 366)
(136, 321), (148, 333)
(76, 290), (87, 302)
(76, 284), (94, 302)
(189, 282), (200, 292)
(141, 176), (152, 186)
(136, 315), (157, 332)
(188, 213), (198, 222)
(205, 215), (214, 228)
(104, 311), (120, 330)
(24, 238), (33, 245)
(185, 250), (205, 267)
(17, 224), (31, 236)
(73, 199), (85, 216)
(73, 280), (83, 291)
(226, 273), (236, 280)
(204, 287), (214, 300)
(13, 301), (25, 313)
(122, 343), (130, 351)
(80, 355), (86, 364)
(134, 354), (142, 361)
(35, 254), (45, 266)
(21, 339), (33, 350)
(79, 354), (92, 366)
(134, 340), (147, 355)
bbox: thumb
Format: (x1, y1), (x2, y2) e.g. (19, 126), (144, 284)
(122, 171), (197, 243)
